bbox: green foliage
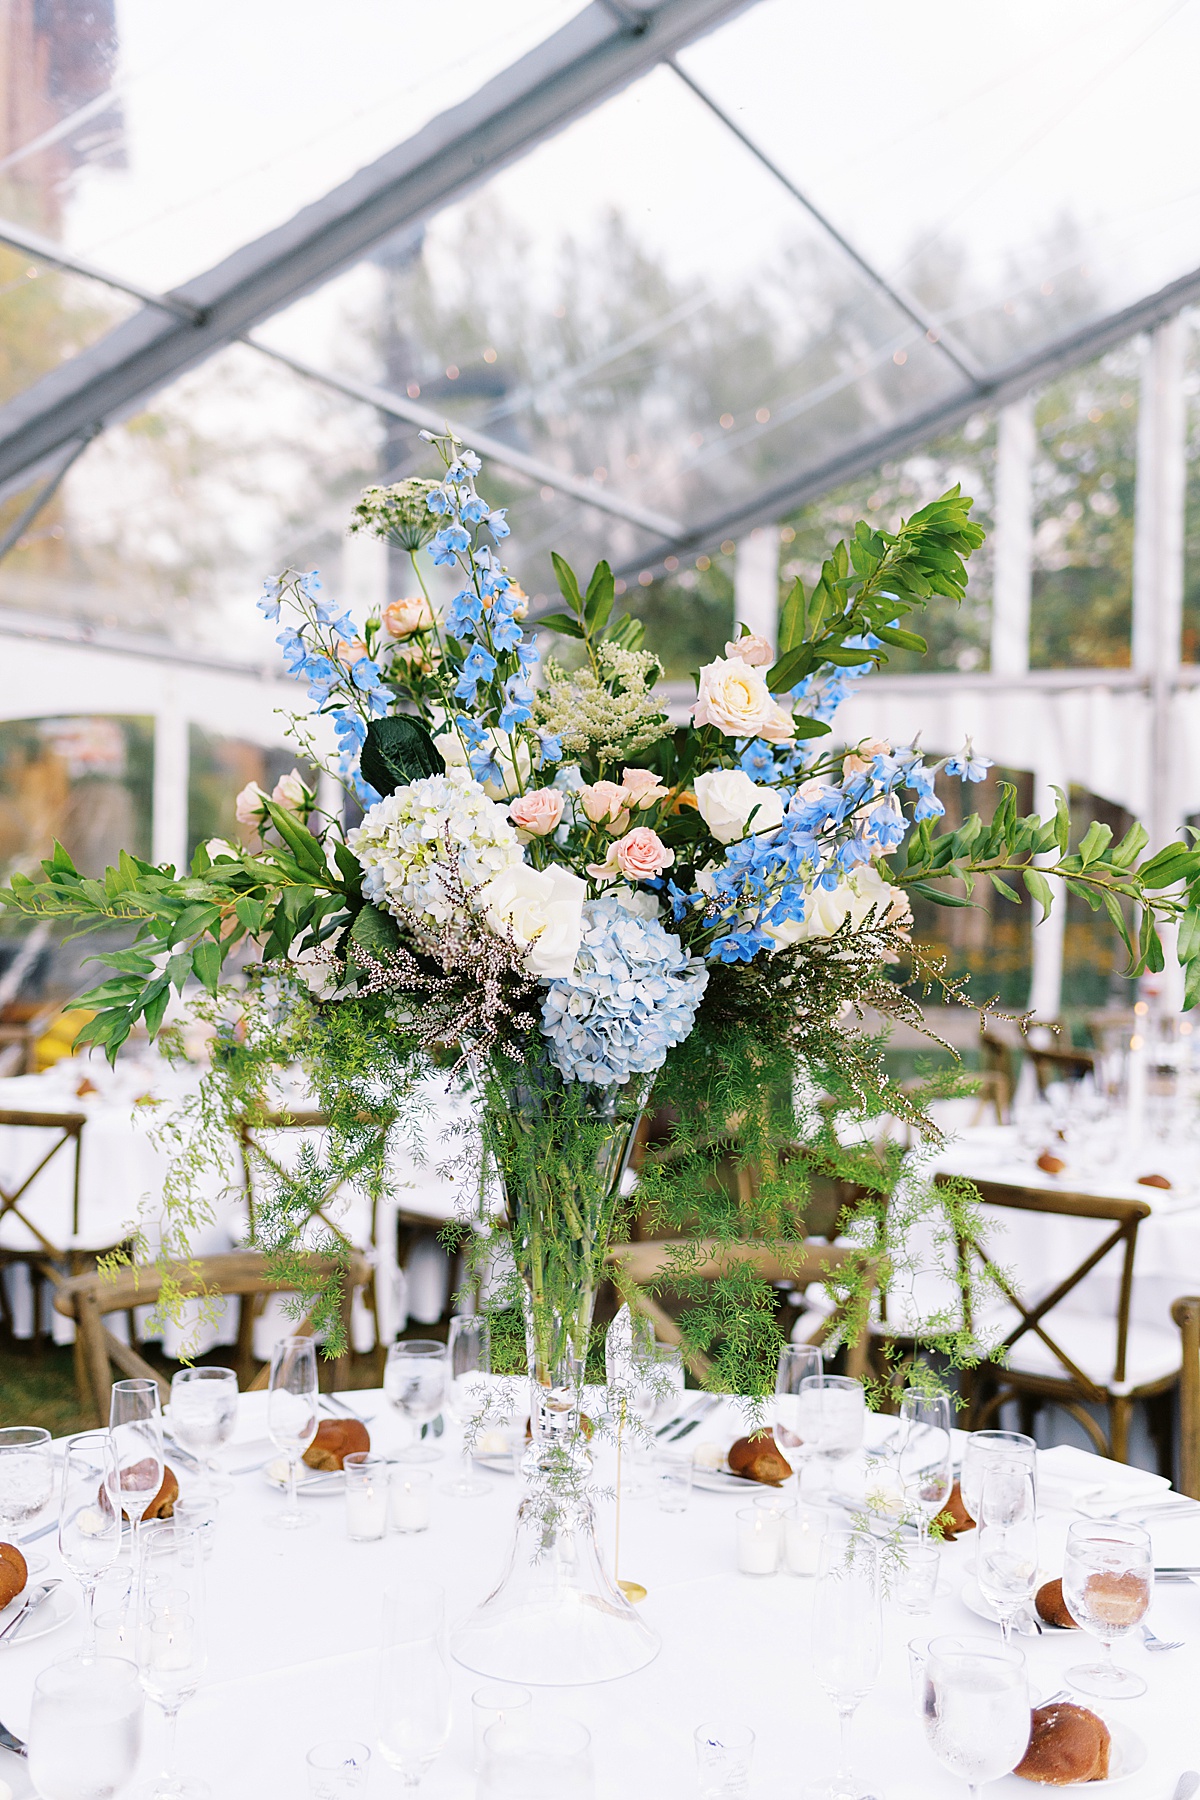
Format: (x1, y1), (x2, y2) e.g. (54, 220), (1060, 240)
(359, 715), (446, 797)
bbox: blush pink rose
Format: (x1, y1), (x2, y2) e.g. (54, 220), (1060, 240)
(234, 781), (267, 825)
(619, 768), (669, 809)
(724, 633), (774, 667)
(509, 788), (565, 837)
(382, 596), (435, 639)
(842, 736), (892, 777)
(613, 827), (674, 881)
(336, 637), (370, 668)
(271, 769), (309, 810)
(580, 780), (631, 833)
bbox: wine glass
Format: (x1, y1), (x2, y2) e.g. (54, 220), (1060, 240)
(108, 1380), (165, 1579)
(797, 1375), (864, 1498)
(772, 1344), (823, 1496)
(135, 1522), (209, 1800)
(443, 1315), (491, 1499)
(959, 1429), (1035, 1527)
(168, 1368), (238, 1496)
(28, 1653), (144, 1800)
(896, 1390), (953, 1546)
(923, 1635), (1030, 1798)
(0, 1423), (53, 1575)
(267, 1336), (319, 1531)
(376, 1579), (451, 1787)
(807, 1530), (881, 1800)
(385, 1341), (448, 1463)
(975, 1462), (1038, 1645)
(59, 1430), (122, 1652)
(1062, 1519), (1152, 1698)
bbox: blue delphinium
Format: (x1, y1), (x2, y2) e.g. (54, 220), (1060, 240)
(541, 897), (708, 1085)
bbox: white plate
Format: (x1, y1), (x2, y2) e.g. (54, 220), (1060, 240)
(260, 1461), (344, 1498)
(1008, 1721), (1146, 1789)
(960, 1574), (1054, 1625)
(691, 1466), (782, 1495)
(0, 1582), (75, 1645)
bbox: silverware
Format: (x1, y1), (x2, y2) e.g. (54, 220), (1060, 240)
(1141, 1623), (1184, 1652)
(1013, 1608), (1043, 1637)
(229, 1458), (271, 1476)
(20, 1518), (58, 1545)
(668, 1397), (720, 1441)
(320, 1394), (378, 1425)
(655, 1400), (700, 1438)
(0, 1579), (60, 1644)
(161, 1433), (204, 1475)
(0, 1715), (25, 1756)
(1154, 1567), (1200, 1576)
(1173, 1774), (1200, 1800)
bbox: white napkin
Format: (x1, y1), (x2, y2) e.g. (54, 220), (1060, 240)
(1037, 1442), (1173, 1514)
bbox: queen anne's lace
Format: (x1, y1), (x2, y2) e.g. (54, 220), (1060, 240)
(347, 767), (522, 932)
(541, 896), (708, 1085)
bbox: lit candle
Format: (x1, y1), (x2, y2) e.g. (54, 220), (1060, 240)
(389, 1469), (432, 1534)
(344, 1453), (387, 1542)
(736, 1506), (781, 1575)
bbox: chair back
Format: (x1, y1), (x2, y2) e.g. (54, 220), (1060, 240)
(54, 1249), (371, 1420)
(237, 1110), (391, 1246)
(938, 1175), (1150, 1397)
(1025, 1042), (1095, 1093)
(0, 1109), (86, 1248)
(606, 1237), (876, 1382)
(1172, 1295), (1200, 1499)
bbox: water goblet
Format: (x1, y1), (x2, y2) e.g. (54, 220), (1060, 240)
(376, 1579), (451, 1787)
(922, 1635), (1030, 1798)
(1062, 1519), (1152, 1698)
(0, 1423), (53, 1574)
(959, 1428), (1035, 1528)
(134, 1522), (209, 1800)
(108, 1380), (165, 1579)
(807, 1530), (882, 1800)
(385, 1340), (448, 1463)
(976, 1462), (1038, 1645)
(28, 1653), (144, 1800)
(168, 1368), (238, 1495)
(59, 1429), (122, 1652)
(798, 1375), (864, 1498)
(267, 1335), (319, 1531)
(896, 1389), (953, 1545)
(442, 1314), (491, 1498)
(772, 1344), (823, 1496)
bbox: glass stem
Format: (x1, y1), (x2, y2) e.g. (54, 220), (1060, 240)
(82, 1579), (98, 1654)
(916, 1512), (928, 1549)
(286, 1454), (299, 1520)
(836, 1703), (857, 1791)
(162, 1702), (180, 1777)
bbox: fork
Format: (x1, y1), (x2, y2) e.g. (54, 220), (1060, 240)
(1141, 1622), (1184, 1652)
(0, 1714), (26, 1756)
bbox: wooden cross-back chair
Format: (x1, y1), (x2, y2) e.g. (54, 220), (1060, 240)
(53, 1249), (371, 1423)
(0, 1108), (97, 1342)
(605, 1237), (876, 1383)
(1172, 1296), (1200, 1499)
(1026, 1039), (1096, 1093)
(940, 1174), (1179, 1465)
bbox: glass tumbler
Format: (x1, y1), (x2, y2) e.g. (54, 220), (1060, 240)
(28, 1653), (144, 1800)
(694, 1721), (755, 1799)
(479, 1718), (594, 1800)
(306, 1740), (371, 1798)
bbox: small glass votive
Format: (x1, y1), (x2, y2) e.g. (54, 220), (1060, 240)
(389, 1466), (433, 1533)
(654, 1447), (693, 1513)
(694, 1721), (755, 1799)
(736, 1506), (781, 1575)
(343, 1452), (388, 1542)
(894, 1543), (939, 1615)
(171, 1495), (217, 1559)
(306, 1739), (371, 1797)
(93, 1607), (135, 1658)
(480, 1717), (593, 1799)
(471, 1681), (532, 1771)
(752, 1488), (789, 1516)
(783, 1501), (828, 1576)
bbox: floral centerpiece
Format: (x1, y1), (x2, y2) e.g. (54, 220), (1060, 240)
(6, 433), (1200, 1681)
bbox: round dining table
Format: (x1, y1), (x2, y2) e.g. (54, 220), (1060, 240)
(1, 1392), (1199, 1797)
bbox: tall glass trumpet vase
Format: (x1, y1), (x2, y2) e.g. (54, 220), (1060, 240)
(451, 1062), (660, 1688)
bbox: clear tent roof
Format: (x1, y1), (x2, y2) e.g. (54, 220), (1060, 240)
(1, 0), (1199, 652)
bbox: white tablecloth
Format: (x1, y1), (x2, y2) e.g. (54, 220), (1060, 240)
(1, 1393), (1199, 1797)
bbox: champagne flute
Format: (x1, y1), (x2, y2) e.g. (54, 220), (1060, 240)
(959, 1429), (1035, 1527)
(975, 1462), (1038, 1645)
(168, 1368), (238, 1496)
(267, 1335), (319, 1531)
(385, 1341), (448, 1464)
(0, 1424), (53, 1575)
(896, 1390), (953, 1546)
(135, 1522), (209, 1800)
(59, 1430), (122, 1653)
(1062, 1519), (1152, 1698)
(108, 1380), (165, 1580)
(442, 1315), (491, 1500)
(923, 1635), (1030, 1798)
(28, 1653), (144, 1800)
(808, 1531), (881, 1800)
(376, 1579), (451, 1787)
(772, 1344), (823, 1497)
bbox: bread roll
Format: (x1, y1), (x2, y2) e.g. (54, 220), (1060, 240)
(1014, 1702), (1110, 1784)
(1034, 1577), (1079, 1629)
(728, 1433), (791, 1487)
(932, 1480), (975, 1539)
(303, 1418), (370, 1471)
(0, 1543), (27, 1610)
(112, 1463), (179, 1522)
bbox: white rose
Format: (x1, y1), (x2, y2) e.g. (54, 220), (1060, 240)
(765, 864), (912, 949)
(205, 838), (238, 861)
(694, 769), (785, 844)
(693, 656), (794, 742)
(271, 768), (310, 810)
(433, 728), (532, 801)
(479, 863), (586, 978)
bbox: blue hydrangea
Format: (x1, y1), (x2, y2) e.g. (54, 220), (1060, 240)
(541, 897), (708, 1086)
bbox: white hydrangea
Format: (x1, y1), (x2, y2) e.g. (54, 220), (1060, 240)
(347, 767), (523, 932)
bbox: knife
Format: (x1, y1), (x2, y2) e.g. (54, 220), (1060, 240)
(1173, 1774), (1199, 1800)
(0, 1715), (25, 1757)
(655, 1399), (704, 1439)
(0, 1579), (60, 1644)
(669, 1397), (720, 1441)
(161, 1433), (205, 1475)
